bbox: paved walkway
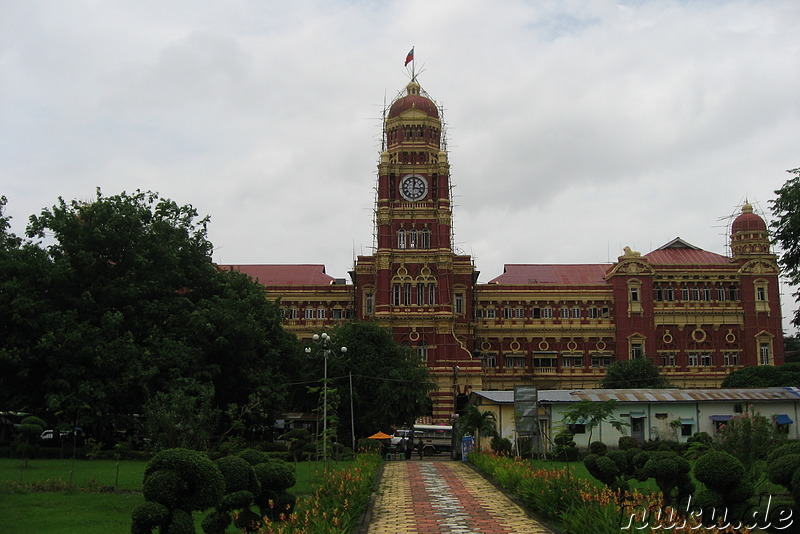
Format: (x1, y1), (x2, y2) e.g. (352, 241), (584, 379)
(365, 458), (555, 534)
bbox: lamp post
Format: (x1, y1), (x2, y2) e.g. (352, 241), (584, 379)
(305, 332), (347, 461)
(452, 365), (460, 421)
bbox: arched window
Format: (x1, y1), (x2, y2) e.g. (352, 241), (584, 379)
(397, 229), (406, 249)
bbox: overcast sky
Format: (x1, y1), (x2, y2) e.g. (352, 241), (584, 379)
(2, 1), (799, 331)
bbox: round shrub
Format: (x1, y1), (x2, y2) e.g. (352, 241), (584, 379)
(237, 448), (271, 466)
(688, 432), (713, 446)
(219, 490), (255, 513)
(593, 455), (620, 484)
(131, 502), (170, 534)
(553, 432), (575, 447)
(589, 441), (607, 455)
(144, 448), (225, 511)
(143, 470), (187, 507)
(201, 510), (231, 534)
(791, 468), (800, 505)
(254, 460), (296, 492)
(768, 454), (800, 489)
(694, 451), (745, 493)
(491, 436), (513, 455)
(618, 436), (639, 450)
(168, 509), (193, 534)
(768, 441), (800, 463)
(215, 455), (259, 494)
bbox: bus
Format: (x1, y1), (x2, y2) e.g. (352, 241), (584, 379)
(391, 424), (453, 456)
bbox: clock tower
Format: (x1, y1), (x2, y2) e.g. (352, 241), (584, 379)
(352, 80), (480, 422)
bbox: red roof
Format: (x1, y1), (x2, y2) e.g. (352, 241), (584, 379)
(489, 264), (611, 285)
(644, 248), (730, 265)
(221, 265), (336, 286)
(732, 212), (767, 233)
(388, 94), (438, 119)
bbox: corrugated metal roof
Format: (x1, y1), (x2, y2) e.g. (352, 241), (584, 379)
(471, 391), (515, 404)
(489, 264), (611, 285)
(472, 388), (800, 404)
(220, 264), (336, 286)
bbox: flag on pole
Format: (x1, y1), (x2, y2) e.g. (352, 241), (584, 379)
(404, 48), (414, 66)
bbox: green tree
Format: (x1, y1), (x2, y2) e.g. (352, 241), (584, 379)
(771, 167), (800, 326)
(561, 399), (629, 446)
(721, 362), (800, 387)
(296, 322), (433, 447)
(457, 405), (498, 450)
(2, 190), (295, 442)
(600, 358), (671, 389)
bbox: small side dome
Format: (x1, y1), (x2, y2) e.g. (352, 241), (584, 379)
(388, 81), (439, 119)
(732, 203), (767, 233)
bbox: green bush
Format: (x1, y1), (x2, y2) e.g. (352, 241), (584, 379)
(142, 470), (186, 507)
(490, 436), (513, 455)
(694, 451), (745, 493)
(618, 436), (639, 450)
(253, 460), (295, 492)
(589, 441), (607, 455)
(767, 454), (800, 489)
(687, 432), (713, 446)
(133, 448), (225, 534)
(237, 448), (270, 466)
(215, 456), (259, 494)
(636, 451), (694, 506)
(767, 441), (800, 463)
(143, 449), (225, 511)
(131, 502), (170, 534)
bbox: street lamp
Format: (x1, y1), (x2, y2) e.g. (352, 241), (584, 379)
(305, 333), (347, 460)
(452, 365), (460, 421)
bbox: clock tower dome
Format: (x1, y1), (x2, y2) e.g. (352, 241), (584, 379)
(352, 80), (480, 422)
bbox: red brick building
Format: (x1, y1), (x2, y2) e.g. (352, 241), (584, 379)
(223, 80), (783, 422)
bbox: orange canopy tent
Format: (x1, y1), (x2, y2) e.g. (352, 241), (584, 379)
(367, 432), (392, 440)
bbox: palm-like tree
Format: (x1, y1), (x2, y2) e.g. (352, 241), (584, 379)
(458, 406), (498, 450)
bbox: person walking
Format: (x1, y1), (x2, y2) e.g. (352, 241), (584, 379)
(417, 437), (424, 459)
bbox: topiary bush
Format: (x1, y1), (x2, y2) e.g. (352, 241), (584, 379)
(202, 455), (262, 534)
(131, 448), (225, 534)
(635, 451), (694, 507)
(589, 441), (607, 455)
(252, 459), (297, 521)
(13, 416), (45, 466)
(693, 450), (751, 523)
(237, 448), (271, 466)
(490, 436), (513, 456)
(618, 436), (639, 450)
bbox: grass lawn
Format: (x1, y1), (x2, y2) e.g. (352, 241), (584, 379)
(0, 457), (343, 534)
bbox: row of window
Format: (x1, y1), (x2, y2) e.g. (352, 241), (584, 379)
(392, 283), (436, 306)
(387, 125), (440, 144)
(282, 308), (352, 320)
(650, 285), (740, 302)
(479, 350), (757, 369)
(397, 228), (431, 249)
(482, 354), (613, 368)
(475, 306), (611, 320)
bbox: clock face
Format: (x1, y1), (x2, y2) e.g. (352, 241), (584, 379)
(399, 174), (428, 201)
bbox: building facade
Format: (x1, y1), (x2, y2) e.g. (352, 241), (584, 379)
(469, 388), (800, 450)
(223, 80), (784, 423)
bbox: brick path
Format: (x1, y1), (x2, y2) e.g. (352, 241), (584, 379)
(365, 459), (555, 534)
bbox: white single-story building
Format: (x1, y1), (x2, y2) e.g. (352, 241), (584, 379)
(468, 387), (800, 450)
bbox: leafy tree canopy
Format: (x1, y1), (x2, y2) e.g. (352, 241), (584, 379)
(771, 167), (800, 326)
(295, 321), (433, 445)
(721, 362), (800, 388)
(0, 190), (296, 442)
(562, 399), (629, 445)
(600, 358), (671, 389)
